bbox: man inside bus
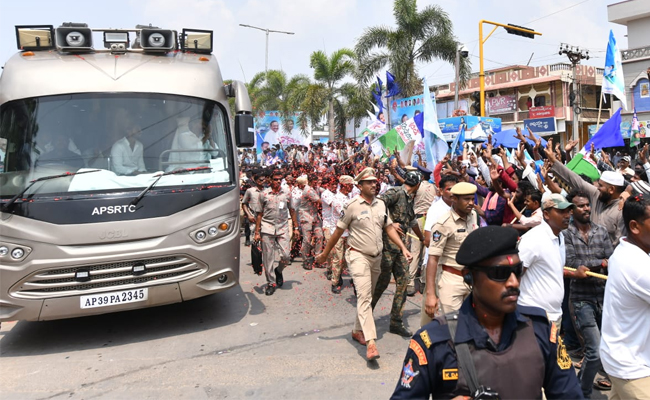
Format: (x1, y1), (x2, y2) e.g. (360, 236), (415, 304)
(36, 131), (84, 170)
(110, 125), (147, 175)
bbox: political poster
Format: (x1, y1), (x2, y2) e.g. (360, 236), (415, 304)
(254, 111), (311, 155)
(389, 95), (425, 127)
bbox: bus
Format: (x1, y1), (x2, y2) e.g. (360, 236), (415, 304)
(0, 23), (254, 321)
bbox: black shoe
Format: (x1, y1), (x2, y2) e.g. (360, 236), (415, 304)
(389, 324), (412, 337)
(351, 279), (357, 297)
(331, 285), (341, 294)
(276, 270), (284, 288)
(406, 286), (416, 297)
(244, 239), (251, 247)
(265, 284), (276, 296)
(326, 271), (332, 280)
(337, 276), (343, 287)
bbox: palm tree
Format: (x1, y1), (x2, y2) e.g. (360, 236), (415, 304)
(355, 0), (470, 97)
(309, 48), (356, 141)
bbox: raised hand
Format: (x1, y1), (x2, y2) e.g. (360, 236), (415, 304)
(565, 139), (579, 153)
(543, 138), (557, 164)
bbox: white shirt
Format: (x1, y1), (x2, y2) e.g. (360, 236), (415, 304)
(517, 220), (565, 321)
(424, 197), (451, 232)
(321, 189), (336, 231)
(600, 238), (650, 380)
(110, 137), (146, 175)
(518, 207), (543, 227)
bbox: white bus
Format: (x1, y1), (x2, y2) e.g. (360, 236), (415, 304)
(0, 23), (254, 321)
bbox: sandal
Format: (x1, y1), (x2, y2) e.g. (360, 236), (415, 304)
(593, 378), (612, 391)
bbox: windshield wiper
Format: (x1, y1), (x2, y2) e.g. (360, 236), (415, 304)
(130, 166), (212, 207)
(1, 169), (103, 212)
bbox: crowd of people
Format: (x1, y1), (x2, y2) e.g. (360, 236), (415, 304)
(239, 130), (650, 399)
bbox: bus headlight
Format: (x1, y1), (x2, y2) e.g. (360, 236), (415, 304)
(208, 227), (218, 236)
(195, 231), (207, 241)
(11, 248), (25, 259)
(189, 218), (236, 244)
(0, 246), (8, 256)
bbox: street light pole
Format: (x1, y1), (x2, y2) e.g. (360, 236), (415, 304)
(478, 20), (542, 116)
(559, 43), (589, 143)
(239, 24), (295, 76)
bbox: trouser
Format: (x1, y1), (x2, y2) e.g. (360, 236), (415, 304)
(572, 300), (603, 398)
(407, 218), (425, 289)
(300, 218), (324, 265)
(420, 263), (444, 327)
(330, 236), (348, 286)
(609, 375), (650, 400)
(243, 220), (251, 241)
(562, 277), (581, 350)
(371, 248), (409, 327)
(323, 228), (332, 271)
(346, 248), (381, 341)
(261, 232), (290, 284)
(437, 269), (470, 315)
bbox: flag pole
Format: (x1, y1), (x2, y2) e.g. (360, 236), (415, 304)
(595, 92), (604, 135)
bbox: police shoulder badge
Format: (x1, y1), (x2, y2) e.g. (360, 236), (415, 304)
(556, 336), (572, 370)
(400, 359), (420, 389)
(419, 330), (432, 348)
(409, 339), (428, 365)
(432, 230), (442, 243)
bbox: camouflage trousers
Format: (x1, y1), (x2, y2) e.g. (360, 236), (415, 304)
(299, 218), (324, 266)
(371, 248), (409, 327)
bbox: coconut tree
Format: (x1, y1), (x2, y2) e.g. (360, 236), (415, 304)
(309, 48), (356, 141)
(355, 0), (470, 97)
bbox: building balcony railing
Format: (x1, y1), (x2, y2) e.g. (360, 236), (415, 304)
(622, 45), (650, 62)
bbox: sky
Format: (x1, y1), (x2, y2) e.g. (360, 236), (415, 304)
(0, 0), (629, 88)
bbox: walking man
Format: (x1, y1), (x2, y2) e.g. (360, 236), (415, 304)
(296, 175), (323, 270)
(254, 169), (299, 296)
(316, 168), (412, 361)
(242, 169), (266, 274)
(329, 175), (355, 293)
(372, 170), (424, 337)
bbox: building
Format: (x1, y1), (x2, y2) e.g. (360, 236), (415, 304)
(434, 63), (608, 146)
(608, 0), (650, 137)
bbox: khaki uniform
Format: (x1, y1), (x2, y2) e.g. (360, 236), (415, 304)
(297, 185), (324, 265)
(423, 209), (478, 323)
(337, 195), (392, 341)
(408, 180), (437, 289)
(258, 188), (292, 284)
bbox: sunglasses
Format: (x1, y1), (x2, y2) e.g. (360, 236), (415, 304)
(271, 177), (283, 181)
(472, 262), (523, 282)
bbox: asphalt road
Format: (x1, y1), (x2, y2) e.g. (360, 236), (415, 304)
(0, 238), (418, 399)
(0, 235), (609, 399)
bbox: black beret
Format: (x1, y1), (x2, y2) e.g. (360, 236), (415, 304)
(456, 226), (519, 266)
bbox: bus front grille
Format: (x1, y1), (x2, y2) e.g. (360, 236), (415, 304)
(10, 256), (206, 299)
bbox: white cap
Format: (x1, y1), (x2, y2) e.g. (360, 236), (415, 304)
(600, 171), (624, 187)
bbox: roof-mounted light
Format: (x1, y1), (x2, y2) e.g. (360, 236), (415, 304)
(140, 28), (175, 52)
(15, 25), (55, 51)
(103, 31), (129, 51)
(55, 23), (93, 52)
(181, 28), (213, 54)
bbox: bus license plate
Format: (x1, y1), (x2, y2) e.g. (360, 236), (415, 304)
(80, 288), (148, 309)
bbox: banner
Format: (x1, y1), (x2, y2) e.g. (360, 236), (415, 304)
(390, 95), (426, 127)
(529, 106), (555, 119)
(254, 111), (311, 156)
(523, 117), (556, 135)
(486, 95), (517, 115)
(438, 116), (502, 141)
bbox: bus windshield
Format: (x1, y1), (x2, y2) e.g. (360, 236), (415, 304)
(0, 93), (233, 198)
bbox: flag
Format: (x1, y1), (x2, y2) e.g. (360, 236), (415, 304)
(602, 30), (627, 110)
(450, 126), (466, 156)
(583, 107), (624, 150)
(420, 78), (449, 166)
(566, 152), (600, 182)
(378, 118), (422, 158)
(630, 108), (641, 147)
(373, 76), (384, 115)
(385, 71), (401, 98)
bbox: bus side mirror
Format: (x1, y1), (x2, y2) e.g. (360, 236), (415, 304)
(235, 113), (254, 147)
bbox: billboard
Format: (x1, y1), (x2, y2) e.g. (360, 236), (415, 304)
(254, 111), (311, 155)
(486, 95), (517, 115)
(438, 116), (502, 141)
(389, 95), (425, 127)
(524, 117), (556, 136)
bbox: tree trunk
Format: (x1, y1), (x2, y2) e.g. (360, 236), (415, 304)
(328, 100), (336, 142)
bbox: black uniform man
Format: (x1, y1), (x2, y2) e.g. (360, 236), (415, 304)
(391, 226), (583, 399)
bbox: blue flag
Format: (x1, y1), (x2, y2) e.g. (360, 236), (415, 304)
(602, 30), (627, 110)
(420, 79), (449, 166)
(373, 76), (384, 115)
(385, 71), (401, 98)
(583, 107), (624, 150)
(450, 126), (465, 156)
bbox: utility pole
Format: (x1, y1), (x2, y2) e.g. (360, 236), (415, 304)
(559, 43), (589, 143)
(454, 44), (469, 111)
(239, 24), (295, 76)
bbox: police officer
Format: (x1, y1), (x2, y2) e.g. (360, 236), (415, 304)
(316, 167), (412, 361)
(391, 226), (584, 399)
(372, 170), (424, 337)
(296, 175), (324, 270)
(242, 169), (266, 275)
(254, 169), (299, 296)
(424, 182), (479, 319)
(407, 164), (437, 296)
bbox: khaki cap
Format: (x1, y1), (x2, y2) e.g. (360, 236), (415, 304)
(354, 167), (378, 182)
(542, 193), (574, 210)
(339, 175), (355, 184)
(450, 182), (477, 195)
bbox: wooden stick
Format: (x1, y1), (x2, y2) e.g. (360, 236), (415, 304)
(564, 266), (608, 280)
(510, 206), (527, 224)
